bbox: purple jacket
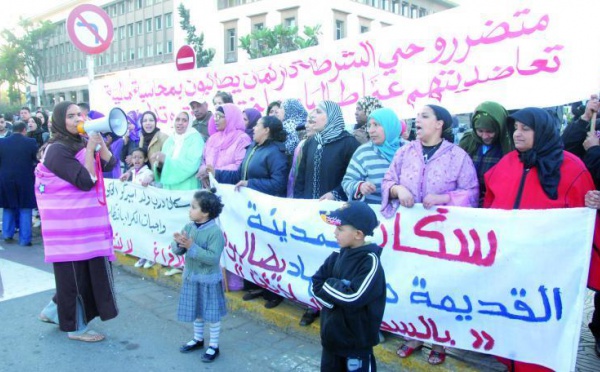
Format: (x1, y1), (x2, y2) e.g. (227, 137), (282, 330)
(381, 140), (478, 218)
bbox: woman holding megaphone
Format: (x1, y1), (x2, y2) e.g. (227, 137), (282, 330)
(36, 101), (119, 342)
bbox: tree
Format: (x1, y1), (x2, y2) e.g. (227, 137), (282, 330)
(0, 44), (26, 105)
(178, 3), (215, 67)
(239, 24), (321, 60)
(0, 19), (55, 106)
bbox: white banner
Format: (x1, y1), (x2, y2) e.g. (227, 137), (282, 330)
(106, 179), (596, 371)
(91, 0), (600, 133)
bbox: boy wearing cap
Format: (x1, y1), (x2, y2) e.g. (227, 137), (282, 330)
(312, 201), (387, 371)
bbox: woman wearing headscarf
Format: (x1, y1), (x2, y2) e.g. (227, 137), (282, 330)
(153, 111), (204, 191)
(287, 109), (318, 197)
(383, 105), (478, 366)
(275, 98), (305, 156)
(36, 101), (118, 342)
(354, 96), (383, 144)
(198, 103), (252, 185)
(120, 111), (141, 170)
(459, 101), (514, 204)
(27, 116), (45, 148)
(242, 108), (262, 137)
(138, 111), (169, 164)
(342, 108), (402, 205)
(213, 116), (290, 309)
(293, 100), (360, 326)
(484, 107), (596, 372)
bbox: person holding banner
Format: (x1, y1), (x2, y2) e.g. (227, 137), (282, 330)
(153, 111), (204, 191)
(287, 109), (317, 197)
(342, 107), (402, 205)
(294, 100), (360, 326)
(382, 104), (478, 365)
(212, 115), (290, 308)
(484, 107), (596, 371)
(459, 101), (514, 205)
(36, 101), (119, 342)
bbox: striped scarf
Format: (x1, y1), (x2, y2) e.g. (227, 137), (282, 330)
(312, 101), (346, 198)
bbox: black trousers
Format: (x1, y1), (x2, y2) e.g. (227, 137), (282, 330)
(589, 291), (600, 340)
(321, 348), (376, 372)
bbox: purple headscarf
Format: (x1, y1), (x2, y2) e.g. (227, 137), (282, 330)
(243, 108), (262, 136)
(126, 110), (141, 142)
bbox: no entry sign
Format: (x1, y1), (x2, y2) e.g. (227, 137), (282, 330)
(176, 45), (196, 71)
(67, 4), (114, 54)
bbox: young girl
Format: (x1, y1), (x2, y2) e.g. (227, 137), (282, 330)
(120, 148), (156, 269)
(119, 148), (154, 186)
(172, 189), (227, 363)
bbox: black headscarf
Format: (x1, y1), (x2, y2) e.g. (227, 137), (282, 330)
(427, 104), (454, 143)
(140, 111), (160, 151)
(49, 101), (85, 153)
(508, 107), (563, 200)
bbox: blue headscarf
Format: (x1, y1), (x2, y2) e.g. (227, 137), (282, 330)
(368, 108), (401, 162)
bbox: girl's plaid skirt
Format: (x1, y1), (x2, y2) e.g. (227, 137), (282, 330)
(177, 279), (227, 323)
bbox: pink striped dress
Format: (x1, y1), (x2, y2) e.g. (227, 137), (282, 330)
(35, 147), (115, 263)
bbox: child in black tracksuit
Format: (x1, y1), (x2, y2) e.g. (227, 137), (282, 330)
(312, 201), (387, 372)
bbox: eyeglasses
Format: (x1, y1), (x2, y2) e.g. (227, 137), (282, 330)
(215, 113), (225, 120)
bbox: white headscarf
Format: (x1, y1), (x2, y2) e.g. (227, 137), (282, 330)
(171, 112), (195, 159)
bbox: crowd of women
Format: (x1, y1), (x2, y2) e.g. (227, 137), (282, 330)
(23, 90), (600, 370)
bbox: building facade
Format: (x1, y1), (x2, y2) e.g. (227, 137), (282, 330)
(28, 0), (454, 109)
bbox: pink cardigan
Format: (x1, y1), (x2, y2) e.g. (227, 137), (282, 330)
(381, 140), (478, 218)
(202, 132), (251, 171)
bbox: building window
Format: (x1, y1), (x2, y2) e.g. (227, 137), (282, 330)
(127, 24), (133, 37)
(381, 0), (388, 10)
(113, 52), (118, 63)
(165, 13), (172, 28)
(284, 17), (296, 28)
(225, 27), (237, 63)
(119, 26), (125, 40)
(392, 0), (400, 14)
(335, 20), (345, 40)
(155, 16), (162, 30)
(147, 44), (153, 57)
(138, 47), (144, 58)
(121, 51), (126, 62)
(166, 40), (173, 53)
(360, 25), (369, 33)
(254, 22), (263, 31)
(119, 2), (125, 14)
(411, 5), (418, 18)
(129, 48), (135, 60)
(146, 19), (152, 33)
(136, 21), (143, 35)
(419, 7), (428, 17)
(156, 42), (163, 55)
(135, 0), (143, 9)
(127, 0), (133, 12)
(402, 2), (409, 16)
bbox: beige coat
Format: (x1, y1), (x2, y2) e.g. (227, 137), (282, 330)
(140, 131), (169, 162)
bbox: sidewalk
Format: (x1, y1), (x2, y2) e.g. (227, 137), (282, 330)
(116, 252), (508, 371)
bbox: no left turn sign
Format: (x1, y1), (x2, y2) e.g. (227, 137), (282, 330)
(66, 4), (114, 55)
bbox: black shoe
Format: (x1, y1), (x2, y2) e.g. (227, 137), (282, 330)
(242, 290), (263, 301)
(201, 346), (220, 362)
(3, 237), (14, 243)
(179, 339), (204, 353)
(299, 309), (319, 326)
(595, 338), (600, 358)
(20, 242), (32, 247)
(264, 297), (283, 309)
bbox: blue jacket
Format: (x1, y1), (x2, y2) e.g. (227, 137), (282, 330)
(216, 140), (289, 197)
(0, 133), (38, 208)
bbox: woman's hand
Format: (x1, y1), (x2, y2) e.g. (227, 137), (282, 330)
(234, 180), (248, 191)
(86, 133), (104, 152)
(152, 152), (166, 165)
(393, 185), (414, 208)
(585, 190), (600, 209)
(196, 165), (207, 180)
(423, 193), (450, 209)
(173, 231), (192, 250)
(319, 192), (335, 201)
(206, 165), (215, 175)
(359, 182), (377, 196)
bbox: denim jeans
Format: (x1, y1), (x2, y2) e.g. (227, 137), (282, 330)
(2, 208), (32, 245)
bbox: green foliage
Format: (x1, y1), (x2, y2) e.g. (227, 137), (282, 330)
(178, 3), (215, 67)
(239, 24), (321, 59)
(0, 19), (55, 105)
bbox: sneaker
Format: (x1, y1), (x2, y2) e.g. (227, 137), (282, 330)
(179, 339), (204, 353)
(164, 268), (182, 276)
(143, 260), (155, 269)
(134, 258), (147, 268)
(201, 346), (220, 363)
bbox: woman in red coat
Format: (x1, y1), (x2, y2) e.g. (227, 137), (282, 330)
(484, 107), (597, 371)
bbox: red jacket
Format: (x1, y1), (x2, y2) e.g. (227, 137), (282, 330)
(485, 150), (598, 372)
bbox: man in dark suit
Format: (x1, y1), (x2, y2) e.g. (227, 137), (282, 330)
(0, 122), (38, 246)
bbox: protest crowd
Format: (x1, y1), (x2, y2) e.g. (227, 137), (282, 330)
(1, 88), (600, 372)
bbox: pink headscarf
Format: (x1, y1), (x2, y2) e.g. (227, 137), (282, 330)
(210, 104), (247, 148)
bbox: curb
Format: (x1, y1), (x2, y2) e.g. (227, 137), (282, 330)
(114, 252), (503, 371)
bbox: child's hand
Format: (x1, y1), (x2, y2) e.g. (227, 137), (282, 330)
(173, 231), (192, 249)
(119, 172), (130, 182)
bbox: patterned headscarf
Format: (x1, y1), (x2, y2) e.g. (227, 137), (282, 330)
(357, 96), (383, 117)
(368, 108), (401, 162)
(282, 99), (308, 130)
(508, 107), (563, 200)
(312, 101), (347, 198)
